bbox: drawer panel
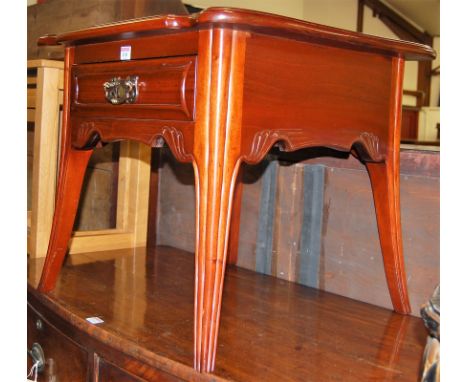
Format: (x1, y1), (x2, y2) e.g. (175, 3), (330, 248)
(72, 56), (196, 121)
(98, 357), (184, 382)
(27, 305), (89, 381)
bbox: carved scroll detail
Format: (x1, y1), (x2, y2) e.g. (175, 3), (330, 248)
(73, 121), (100, 149)
(354, 132), (384, 162)
(244, 129), (302, 164)
(159, 126), (192, 162)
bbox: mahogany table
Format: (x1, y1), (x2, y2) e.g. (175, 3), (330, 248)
(37, 7), (434, 373)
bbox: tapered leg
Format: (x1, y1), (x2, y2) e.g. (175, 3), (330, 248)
(366, 160), (411, 314)
(193, 156), (241, 372)
(193, 27), (247, 372)
(37, 147), (93, 293)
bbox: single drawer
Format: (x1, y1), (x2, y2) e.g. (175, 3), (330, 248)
(98, 357), (184, 382)
(27, 305), (89, 381)
(71, 56), (196, 121)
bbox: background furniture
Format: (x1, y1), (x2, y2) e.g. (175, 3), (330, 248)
(27, 59), (151, 257)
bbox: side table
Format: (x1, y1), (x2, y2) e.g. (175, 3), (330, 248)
(35, 8), (434, 373)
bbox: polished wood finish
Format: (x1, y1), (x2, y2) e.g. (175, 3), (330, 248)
(365, 57), (410, 313)
(37, 7), (434, 373)
(28, 304), (88, 381)
(71, 56), (196, 121)
(98, 357), (183, 382)
(28, 246), (427, 382)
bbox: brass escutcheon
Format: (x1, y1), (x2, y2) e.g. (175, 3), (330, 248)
(103, 76), (139, 105)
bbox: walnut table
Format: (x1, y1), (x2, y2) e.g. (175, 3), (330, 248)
(36, 7), (434, 373)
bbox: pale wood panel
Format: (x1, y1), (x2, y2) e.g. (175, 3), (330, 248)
(69, 231), (137, 254)
(116, 141), (151, 247)
(27, 108), (35, 123)
(28, 65), (62, 258)
(27, 59), (64, 69)
(27, 88), (36, 108)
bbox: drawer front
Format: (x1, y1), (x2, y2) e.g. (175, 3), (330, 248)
(72, 56), (196, 121)
(98, 357), (184, 382)
(27, 305), (89, 381)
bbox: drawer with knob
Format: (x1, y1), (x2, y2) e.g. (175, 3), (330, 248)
(71, 56), (196, 121)
(27, 305), (89, 381)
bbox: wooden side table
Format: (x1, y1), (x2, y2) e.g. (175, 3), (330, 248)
(27, 59), (151, 258)
(35, 8), (434, 373)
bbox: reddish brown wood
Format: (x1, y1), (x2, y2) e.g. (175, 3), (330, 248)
(192, 28), (247, 372)
(71, 56), (196, 121)
(28, 305), (89, 381)
(73, 32), (198, 65)
(28, 246), (428, 382)
(36, 7), (434, 374)
(39, 8), (434, 61)
(98, 357), (183, 382)
(365, 57), (410, 314)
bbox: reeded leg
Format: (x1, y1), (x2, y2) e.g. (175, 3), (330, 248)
(366, 160), (411, 314)
(193, 156), (241, 372)
(37, 147), (93, 293)
(193, 27), (247, 372)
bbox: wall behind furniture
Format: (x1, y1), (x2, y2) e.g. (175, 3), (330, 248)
(155, 149), (440, 317)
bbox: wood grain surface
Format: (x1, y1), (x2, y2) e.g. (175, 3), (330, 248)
(28, 246), (427, 381)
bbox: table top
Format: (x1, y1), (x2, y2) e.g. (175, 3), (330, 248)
(39, 7), (434, 61)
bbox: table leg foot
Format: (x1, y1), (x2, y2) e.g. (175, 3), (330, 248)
(366, 160), (411, 314)
(192, 157), (241, 372)
(37, 147), (93, 293)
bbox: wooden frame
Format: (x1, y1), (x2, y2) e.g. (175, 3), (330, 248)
(27, 59), (151, 258)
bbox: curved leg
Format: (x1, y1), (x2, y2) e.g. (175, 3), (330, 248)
(37, 147), (93, 293)
(366, 160), (411, 314)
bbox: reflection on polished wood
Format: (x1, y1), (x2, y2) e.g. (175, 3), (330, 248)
(28, 246), (426, 382)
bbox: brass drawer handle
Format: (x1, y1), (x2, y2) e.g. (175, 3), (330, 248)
(103, 76), (139, 105)
(28, 342), (45, 373)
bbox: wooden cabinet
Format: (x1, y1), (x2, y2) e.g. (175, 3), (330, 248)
(27, 293), (188, 382)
